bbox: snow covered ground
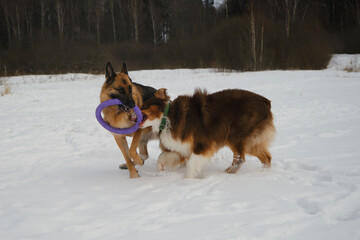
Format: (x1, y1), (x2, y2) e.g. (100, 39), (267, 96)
(1, 57), (360, 239)
(327, 54), (360, 72)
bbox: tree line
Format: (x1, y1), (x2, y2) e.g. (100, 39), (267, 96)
(0, 0), (359, 76)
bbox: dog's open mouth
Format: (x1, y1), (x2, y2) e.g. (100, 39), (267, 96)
(139, 113), (147, 128)
(129, 112), (137, 122)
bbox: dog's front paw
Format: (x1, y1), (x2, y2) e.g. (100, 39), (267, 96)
(225, 165), (240, 174)
(130, 151), (145, 166)
(119, 163), (128, 170)
(133, 155), (145, 166)
(157, 162), (165, 171)
(140, 153), (149, 161)
(130, 171), (140, 178)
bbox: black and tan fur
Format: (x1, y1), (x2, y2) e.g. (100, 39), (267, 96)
(100, 62), (156, 178)
(140, 88), (276, 178)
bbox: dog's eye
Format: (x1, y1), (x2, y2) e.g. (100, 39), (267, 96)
(115, 87), (125, 94)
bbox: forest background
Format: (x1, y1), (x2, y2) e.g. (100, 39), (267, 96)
(0, 0), (359, 76)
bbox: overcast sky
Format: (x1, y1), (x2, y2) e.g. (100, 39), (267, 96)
(214, 0), (224, 8)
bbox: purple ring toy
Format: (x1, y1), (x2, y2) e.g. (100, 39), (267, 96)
(95, 99), (143, 135)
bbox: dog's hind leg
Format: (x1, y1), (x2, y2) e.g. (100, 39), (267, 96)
(157, 151), (182, 171)
(185, 154), (211, 178)
(114, 135), (139, 178)
(247, 122), (275, 168)
(119, 128), (149, 169)
(225, 152), (245, 174)
(225, 142), (246, 174)
(259, 149), (272, 168)
(139, 139), (149, 161)
(130, 129), (145, 166)
(250, 146), (272, 168)
(138, 127), (154, 161)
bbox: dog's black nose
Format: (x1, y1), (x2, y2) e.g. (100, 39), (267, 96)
(128, 101), (135, 109)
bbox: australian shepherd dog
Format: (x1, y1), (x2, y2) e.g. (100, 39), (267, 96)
(140, 88), (276, 178)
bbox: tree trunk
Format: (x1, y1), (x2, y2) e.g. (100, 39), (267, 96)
(40, 0), (45, 36)
(285, 0), (290, 38)
(24, 2), (34, 46)
(87, 0), (92, 35)
(132, 0), (139, 42)
(291, 0), (298, 27)
(225, 0), (229, 19)
(259, 22), (264, 69)
(149, 0), (157, 46)
(356, 0), (360, 26)
(118, 0), (127, 40)
(285, 0), (299, 38)
(15, 4), (22, 48)
(96, 21), (100, 45)
(94, 2), (101, 45)
(250, 0), (257, 71)
(1, 0), (12, 49)
(55, 0), (65, 47)
(109, 0), (117, 43)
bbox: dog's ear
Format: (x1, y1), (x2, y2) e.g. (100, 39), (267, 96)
(105, 62), (116, 85)
(121, 62), (128, 75)
(155, 88), (170, 101)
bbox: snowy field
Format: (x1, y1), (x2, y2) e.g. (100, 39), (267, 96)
(1, 56), (360, 239)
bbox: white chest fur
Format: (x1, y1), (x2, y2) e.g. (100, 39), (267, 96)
(160, 129), (192, 158)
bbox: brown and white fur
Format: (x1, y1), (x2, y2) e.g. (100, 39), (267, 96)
(140, 88), (276, 178)
(100, 62), (157, 178)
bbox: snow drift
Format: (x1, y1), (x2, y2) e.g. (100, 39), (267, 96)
(1, 56), (360, 239)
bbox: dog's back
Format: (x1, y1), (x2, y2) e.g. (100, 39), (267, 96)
(209, 89), (274, 150)
(171, 89), (275, 176)
(132, 82), (157, 103)
(170, 89), (274, 152)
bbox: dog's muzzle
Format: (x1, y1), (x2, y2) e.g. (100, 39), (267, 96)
(118, 105), (131, 113)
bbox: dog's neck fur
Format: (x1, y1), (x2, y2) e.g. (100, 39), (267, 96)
(153, 113), (192, 158)
(150, 113), (164, 134)
(148, 100), (172, 133)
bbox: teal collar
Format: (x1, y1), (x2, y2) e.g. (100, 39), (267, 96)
(159, 102), (170, 131)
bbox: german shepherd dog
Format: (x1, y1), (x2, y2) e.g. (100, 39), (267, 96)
(100, 62), (156, 178)
(140, 88), (276, 178)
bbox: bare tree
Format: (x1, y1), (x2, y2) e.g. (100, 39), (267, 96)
(0, 0), (12, 48)
(284, 0), (299, 38)
(6, 3), (19, 48)
(267, 0), (280, 19)
(40, 0), (46, 36)
(149, 0), (157, 46)
(94, 0), (104, 45)
(24, 0), (34, 46)
(160, 6), (170, 44)
(250, 0), (256, 71)
(68, 1), (81, 34)
(259, 22), (264, 68)
(225, 0), (229, 19)
(109, 0), (117, 43)
(86, 0), (92, 35)
(15, 3), (23, 48)
(357, 0), (360, 26)
(131, 0), (140, 42)
(117, 0), (128, 40)
(55, 0), (65, 46)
